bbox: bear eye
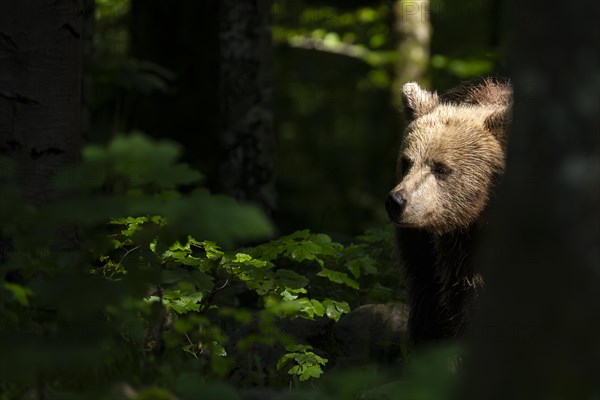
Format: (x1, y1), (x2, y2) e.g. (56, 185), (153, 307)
(431, 162), (452, 179)
(401, 156), (412, 174)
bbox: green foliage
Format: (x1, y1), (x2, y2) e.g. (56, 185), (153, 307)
(0, 133), (407, 398)
(51, 133), (272, 248)
(430, 55), (495, 79)
(95, 0), (130, 55)
(271, 1), (401, 235)
(270, 344), (462, 399)
(277, 344), (328, 382)
(76, 131), (202, 189)
(273, 3), (396, 68)
(2, 283), (32, 306)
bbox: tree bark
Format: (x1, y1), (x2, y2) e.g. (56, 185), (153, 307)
(462, 1), (600, 398)
(81, 0), (94, 142)
(393, 0), (431, 106)
(129, 0), (276, 214)
(219, 0), (276, 213)
(129, 0), (221, 185)
(0, 0), (84, 206)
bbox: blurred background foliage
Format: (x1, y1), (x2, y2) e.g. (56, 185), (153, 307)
(91, 0), (509, 237)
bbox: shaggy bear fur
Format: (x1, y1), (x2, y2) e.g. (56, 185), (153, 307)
(386, 78), (512, 345)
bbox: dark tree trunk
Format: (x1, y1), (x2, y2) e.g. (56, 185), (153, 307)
(0, 0), (84, 206)
(129, 0), (276, 214)
(219, 0), (276, 213)
(81, 0), (95, 142)
(462, 1), (600, 398)
(129, 0), (221, 186)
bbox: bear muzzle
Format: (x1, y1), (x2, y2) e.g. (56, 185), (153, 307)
(385, 191), (407, 223)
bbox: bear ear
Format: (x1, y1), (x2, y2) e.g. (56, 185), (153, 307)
(484, 104), (512, 141)
(402, 82), (439, 120)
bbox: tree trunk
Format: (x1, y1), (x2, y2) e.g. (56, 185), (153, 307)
(219, 0), (276, 214)
(129, 0), (221, 186)
(0, 0), (84, 206)
(393, 0), (431, 106)
(462, 1), (600, 398)
(129, 0), (276, 214)
(81, 0), (95, 142)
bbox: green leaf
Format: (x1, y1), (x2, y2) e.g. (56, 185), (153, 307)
(285, 230), (311, 240)
(346, 258), (362, 279)
(308, 233), (331, 244)
(317, 268), (359, 289)
(250, 279), (274, 296)
(312, 353), (328, 365)
(280, 289), (302, 301)
(196, 240), (224, 260)
(162, 268), (190, 284)
(308, 233), (343, 255)
(343, 243), (369, 258)
(300, 365), (324, 381)
(163, 241), (207, 267)
(310, 299), (325, 316)
(279, 344), (328, 382)
(274, 269), (309, 290)
(233, 253), (252, 263)
(288, 241), (321, 261)
(322, 299), (351, 321)
(277, 353), (295, 371)
(285, 344), (313, 353)
(3, 283), (32, 306)
(190, 270), (215, 293)
(166, 293), (203, 314)
(255, 244), (283, 261)
(230, 253), (268, 268)
(288, 365), (301, 375)
(346, 256), (378, 278)
(295, 298), (316, 318)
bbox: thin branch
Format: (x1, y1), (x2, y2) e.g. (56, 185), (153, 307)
(117, 245), (141, 267)
(199, 278), (230, 312)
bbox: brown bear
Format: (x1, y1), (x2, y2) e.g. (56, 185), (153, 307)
(386, 78), (512, 345)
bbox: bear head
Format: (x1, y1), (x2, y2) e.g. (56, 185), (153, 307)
(386, 81), (512, 235)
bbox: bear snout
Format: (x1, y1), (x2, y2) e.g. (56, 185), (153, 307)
(385, 192), (406, 222)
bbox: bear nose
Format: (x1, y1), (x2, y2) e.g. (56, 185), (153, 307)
(385, 192), (406, 221)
